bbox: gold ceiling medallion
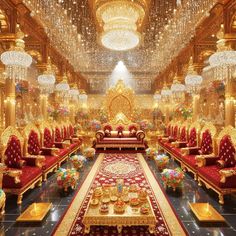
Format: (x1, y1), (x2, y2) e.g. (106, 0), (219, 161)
(95, 0), (147, 51)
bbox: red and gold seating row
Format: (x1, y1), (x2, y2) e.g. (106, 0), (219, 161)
(157, 121), (236, 205)
(0, 121), (82, 205)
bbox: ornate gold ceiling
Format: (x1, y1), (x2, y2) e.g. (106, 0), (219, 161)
(56, 0), (177, 75)
(22, 0), (218, 87)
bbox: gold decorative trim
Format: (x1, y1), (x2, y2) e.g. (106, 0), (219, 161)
(216, 126), (236, 146)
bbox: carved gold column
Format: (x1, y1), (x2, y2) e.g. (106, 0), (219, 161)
(192, 94), (200, 122)
(165, 105), (170, 124)
(39, 94), (48, 120)
(5, 78), (16, 127)
(225, 78), (235, 127)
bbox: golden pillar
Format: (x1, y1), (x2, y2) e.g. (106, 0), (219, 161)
(69, 103), (75, 124)
(225, 78), (235, 127)
(165, 105), (170, 124)
(5, 78), (16, 127)
(192, 94), (200, 122)
(40, 94), (48, 120)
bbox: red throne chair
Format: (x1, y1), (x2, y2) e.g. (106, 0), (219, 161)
(39, 121), (69, 167)
(180, 122), (217, 180)
(23, 123), (59, 181)
(0, 126), (44, 204)
(63, 122), (82, 153)
(157, 121), (173, 145)
(163, 121), (189, 154)
(169, 122), (201, 162)
(196, 126), (236, 204)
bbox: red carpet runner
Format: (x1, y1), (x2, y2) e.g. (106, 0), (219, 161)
(54, 153), (186, 236)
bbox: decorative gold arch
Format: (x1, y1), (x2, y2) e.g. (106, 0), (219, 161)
(105, 80), (135, 122)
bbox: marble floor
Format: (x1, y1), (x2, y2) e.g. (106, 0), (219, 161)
(0, 152), (236, 236)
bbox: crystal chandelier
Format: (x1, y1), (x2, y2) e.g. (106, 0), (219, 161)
(95, 0), (147, 51)
(185, 57), (203, 94)
(208, 25), (236, 81)
(1, 24), (32, 82)
(153, 91), (162, 102)
(161, 83), (172, 102)
(171, 74), (185, 103)
(69, 84), (80, 101)
(79, 90), (88, 103)
(37, 57), (55, 94)
(55, 73), (70, 94)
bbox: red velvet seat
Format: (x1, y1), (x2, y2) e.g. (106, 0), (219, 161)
(1, 126), (43, 205)
(3, 166), (42, 189)
(24, 127), (59, 181)
(39, 122), (69, 167)
(197, 127), (236, 204)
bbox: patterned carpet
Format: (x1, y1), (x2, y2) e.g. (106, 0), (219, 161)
(54, 153), (186, 236)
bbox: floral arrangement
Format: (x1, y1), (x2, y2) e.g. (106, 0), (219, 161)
(175, 107), (192, 120)
(70, 155), (84, 170)
(161, 168), (184, 191)
(206, 81), (225, 94)
(139, 120), (153, 131)
(116, 125), (125, 132)
(132, 108), (142, 122)
(76, 109), (89, 120)
(58, 106), (69, 116)
(83, 147), (96, 159)
(16, 81), (28, 94)
(56, 168), (79, 191)
(90, 119), (102, 131)
(99, 109), (108, 123)
(145, 147), (158, 158)
(154, 154), (169, 170)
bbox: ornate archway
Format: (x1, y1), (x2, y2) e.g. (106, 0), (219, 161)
(105, 80), (135, 123)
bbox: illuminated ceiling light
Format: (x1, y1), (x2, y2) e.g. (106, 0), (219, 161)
(209, 25), (236, 67)
(1, 24), (32, 82)
(153, 91), (161, 101)
(171, 74), (185, 103)
(37, 57), (55, 94)
(95, 0), (147, 51)
(79, 90), (88, 103)
(56, 73), (70, 92)
(161, 83), (172, 102)
(185, 57), (203, 94)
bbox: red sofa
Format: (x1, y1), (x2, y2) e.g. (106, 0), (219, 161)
(94, 124), (147, 150)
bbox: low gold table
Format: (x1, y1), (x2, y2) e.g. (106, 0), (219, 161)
(82, 193), (157, 234)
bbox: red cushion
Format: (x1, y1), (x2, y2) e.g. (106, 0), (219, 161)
(44, 155), (58, 171)
(166, 125), (171, 136)
(198, 165), (236, 188)
(58, 148), (69, 158)
(70, 143), (79, 151)
(182, 155), (197, 170)
(55, 127), (63, 142)
(69, 125), (74, 137)
(28, 130), (41, 155)
(219, 135), (236, 168)
(3, 166), (41, 189)
(180, 127), (187, 142)
(188, 128), (197, 147)
(171, 147), (182, 158)
(200, 130), (213, 155)
(103, 124), (112, 132)
(172, 126), (178, 139)
(44, 128), (53, 148)
(4, 135), (22, 168)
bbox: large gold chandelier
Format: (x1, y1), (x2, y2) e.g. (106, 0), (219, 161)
(95, 0), (147, 51)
